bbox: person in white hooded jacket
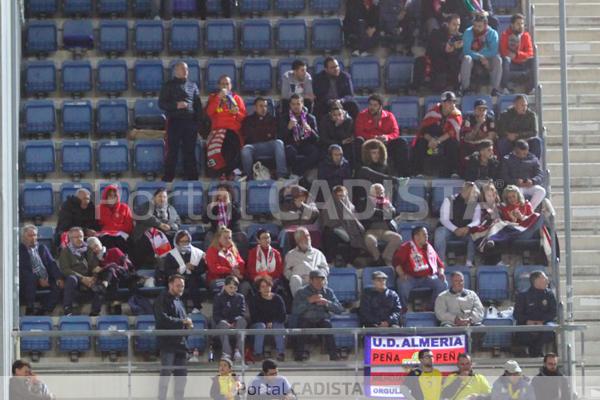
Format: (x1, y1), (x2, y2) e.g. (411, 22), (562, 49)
(434, 271), (485, 326)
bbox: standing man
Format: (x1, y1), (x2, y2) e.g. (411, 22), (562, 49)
(155, 274), (194, 400)
(159, 61), (204, 182)
(532, 353), (571, 400)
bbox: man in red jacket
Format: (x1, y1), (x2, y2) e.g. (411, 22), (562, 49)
(500, 13), (535, 93)
(355, 94), (410, 177)
(393, 225), (447, 310)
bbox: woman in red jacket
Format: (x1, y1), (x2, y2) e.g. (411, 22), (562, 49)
(205, 226), (250, 295)
(97, 184), (133, 252)
(246, 229), (283, 284)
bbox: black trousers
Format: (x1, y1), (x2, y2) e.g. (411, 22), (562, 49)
(411, 137), (459, 177)
(164, 118), (199, 182)
(21, 274), (60, 313)
(294, 317), (336, 357)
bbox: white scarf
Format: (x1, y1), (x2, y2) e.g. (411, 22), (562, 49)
(168, 246), (205, 275)
(255, 246), (276, 274)
(218, 247), (238, 268)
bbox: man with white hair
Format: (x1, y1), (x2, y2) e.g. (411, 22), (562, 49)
(55, 188), (99, 247)
(284, 227), (329, 297)
(19, 225), (63, 315)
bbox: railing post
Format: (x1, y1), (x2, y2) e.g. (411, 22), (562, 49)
(580, 331), (586, 399)
(354, 331), (360, 375)
(127, 331), (132, 400)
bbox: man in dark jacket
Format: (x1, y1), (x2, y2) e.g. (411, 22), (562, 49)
(343, 0), (379, 56)
(213, 275), (247, 361)
(54, 188), (100, 246)
(155, 274), (193, 400)
(497, 94), (539, 158)
(241, 97), (287, 180)
(158, 61), (204, 182)
(318, 104), (357, 168)
(532, 353), (571, 400)
(313, 57), (359, 118)
(501, 139), (546, 209)
(317, 145), (352, 189)
(462, 140), (500, 183)
(514, 270), (557, 357)
(20, 225), (63, 316)
(359, 270), (402, 327)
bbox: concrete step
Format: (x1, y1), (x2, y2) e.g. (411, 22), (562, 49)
(567, 250), (600, 264)
(555, 207), (600, 229)
(550, 189), (600, 206)
(535, 27), (600, 43)
(548, 162), (600, 177)
(535, 16), (600, 26)
(559, 277), (600, 295)
(539, 53), (600, 66)
(571, 296), (600, 322)
(546, 147), (600, 163)
(559, 265), (600, 277)
(541, 94), (600, 107)
(557, 234), (600, 250)
(541, 66), (600, 81)
(544, 121), (600, 137)
(542, 106), (599, 121)
(541, 81), (600, 96)
(538, 41), (600, 57)
(535, 3), (600, 16)
(551, 175), (600, 189)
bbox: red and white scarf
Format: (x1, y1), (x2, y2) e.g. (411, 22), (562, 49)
(255, 246), (276, 274)
(218, 247), (238, 268)
(408, 240), (439, 275)
(216, 201), (230, 228)
(471, 27), (489, 52)
(206, 129), (227, 171)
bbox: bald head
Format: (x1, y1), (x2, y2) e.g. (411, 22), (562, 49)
(174, 62), (189, 80)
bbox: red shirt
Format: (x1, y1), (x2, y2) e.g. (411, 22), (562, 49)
(246, 245), (284, 281)
(205, 245), (246, 284)
(354, 109), (400, 141)
(393, 241), (444, 278)
(206, 92), (247, 136)
(417, 103), (463, 141)
(500, 28), (534, 64)
(97, 185), (133, 235)
(499, 201), (538, 228)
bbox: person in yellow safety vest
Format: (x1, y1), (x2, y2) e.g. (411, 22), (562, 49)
(440, 353), (491, 400)
(491, 360), (536, 400)
(404, 349), (444, 400)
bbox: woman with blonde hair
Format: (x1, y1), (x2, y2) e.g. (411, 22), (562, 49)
(205, 226), (248, 294)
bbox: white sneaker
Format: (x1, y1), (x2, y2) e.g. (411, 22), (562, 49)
(351, 50), (360, 57)
(191, 308), (202, 314)
(360, 51), (370, 57)
(189, 355), (200, 363)
(465, 260), (474, 268)
(233, 349), (242, 362)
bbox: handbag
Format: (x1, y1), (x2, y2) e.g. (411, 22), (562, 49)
(253, 161), (271, 180)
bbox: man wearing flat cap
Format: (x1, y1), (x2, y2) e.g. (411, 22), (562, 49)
(491, 360), (536, 400)
(359, 271), (402, 328)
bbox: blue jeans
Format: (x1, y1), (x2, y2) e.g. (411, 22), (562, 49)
(434, 226), (475, 264)
(158, 350), (187, 400)
(396, 275), (448, 310)
(241, 139), (287, 179)
(497, 137), (542, 159)
(251, 322), (285, 355)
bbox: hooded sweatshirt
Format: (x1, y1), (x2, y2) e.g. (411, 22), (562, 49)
(97, 185), (134, 235)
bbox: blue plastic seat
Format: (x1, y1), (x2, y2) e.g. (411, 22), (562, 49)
(61, 139), (92, 175)
(62, 60), (92, 95)
(37, 225), (56, 251)
(354, 96), (369, 112)
(388, 96), (420, 131)
(362, 266), (396, 290)
(98, 0), (128, 15)
(60, 182), (93, 203)
(134, 98), (166, 130)
(206, 20), (236, 53)
(97, 99), (129, 135)
(311, 18), (343, 52)
(240, 0), (271, 13)
(430, 179), (464, 216)
(247, 180), (277, 215)
(313, 56), (344, 75)
(134, 139), (164, 175)
(331, 314), (359, 350)
(310, 0), (341, 13)
(481, 317), (514, 349)
(496, 15), (512, 34)
(206, 59), (237, 93)
(241, 59), (272, 93)
(351, 57), (380, 92)
(26, 0), (58, 17)
(385, 56), (414, 92)
(246, 223), (281, 247)
(24, 100), (56, 135)
(25, 61), (56, 96)
(63, 0), (93, 16)
(205, 0), (231, 15)
(133, 182), (165, 210)
(394, 179), (428, 214)
(241, 19), (272, 54)
(275, 0), (305, 14)
(514, 265), (547, 294)
(97, 59), (128, 94)
(135, 315), (158, 353)
(187, 314), (208, 352)
(461, 95), (493, 115)
(134, 60), (164, 94)
(20, 316), (53, 353)
(62, 100), (92, 136)
(63, 20), (94, 49)
(22, 183), (54, 218)
(97, 316), (129, 353)
(424, 96), (440, 114)
(328, 268), (359, 303)
(97, 139), (129, 175)
(133, 0), (152, 16)
(25, 21), (57, 55)
(135, 20), (164, 54)
(98, 182), (130, 204)
(397, 221), (430, 244)
(171, 181), (204, 220)
(173, 0), (198, 14)
(23, 140), (55, 175)
(404, 312), (438, 327)
(477, 265), (510, 302)
(444, 265), (472, 290)
(99, 20), (129, 54)
(170, 20), (201, 54)
(58, 316), (91, 353)
(277, 19), (307, 53)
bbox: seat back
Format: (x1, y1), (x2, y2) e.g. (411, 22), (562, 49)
(134, 60), (164, 94)
(241, 19), (272, 53)
(97, 59), (129, 94)
(63, 0), (93, 16)
(62, 100), (92, 136)
(97, 139), (130, 174)
(275, 0), (305, 13)
(477, 265), (510, 302)
(60, 182), (94, 203)
(351, 57), (380, 92)
(133, 182), (165, 210)
(62, 60), (92, 94)
(26, 21), (57, 55)
(239, 0), (271, 13)
(328, 268), (359, 303)
(24, 99), (56, 135)
(388, 96), (420, 131)
(173, 0), (199, 14)
(61, 139), (92, 174)
(27, 0), (58, 17)
(246, 180), (278, 215)
(187, 314), (208, 352)
(97, 99), (129, 135)
(385, 56), (414, 92)
(22, 183), (54, 218)
(58, 316), (92, 352)
(362, 266), (396, 290)
(134, 315), (157, 353)
(310, 0), (341, 13)
(25, 61), (56, 96)
(97, 315), (129, 352)
(430, 179), (464, 216)
(311, 18), (343, 52)
(24, 140), (55, 175)
(241, 59), (272, 93)
(20, 316), (53, 352)
(514, 265), (547, 294)
(37, 225), (56, 252)
(99, 20), (129, 54)
(171, 181), (204, 219)
(170, 20), (201, 53)
(135, 20), (164, 54)
(134, 98), (166, 130)
(394, 178), (428, 215)
(404, 312), (438, 327)
(481, 317), (514, 349)
(63, 20), (94, 49)
(277, 19), (307, 52)
(134, 139), (165, 175)
(206, 20), (236, 53)
(206, 59), (237, 92)
(98, 0), (128, 15)
(331, 314), (359, 349)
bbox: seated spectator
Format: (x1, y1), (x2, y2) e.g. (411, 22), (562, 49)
(470, 181), (501, 254)
(279, 184), (320, 228)
(132, 188), (181, 268)
(205, 75), (247, 177)
(440, 353), (491, 400)
(279, 94), (320, 177)
(460, 14), (502, 96)
(343, 0), (379, 56)
(514, 270), (557, 357)
(500, 14), (535, 93)
(359, 270), (402, 327)
(240, 97), (287, 180)
(434, 271), (484, 326)
(497, 94), (540, 158)
(159, 230), (206, 314)
(10, 360), (55, 400)
(355, 94), (410, 177)
(55, 188), (99, 247)
(460, 98), (497, 158)
(362, 183), (403, 266)
(317, 144), (353, 189)
(501, 139), (546, 209)
(209, 357), (242, 400)
(532, 353), (571, 400)
(284, 227), (329, 297)
(318, 103), (358, 169)
(434, 181), (481, 267)
(249, 276), (287, 361)
(411, 91), (462, 177)
(20, 225), (63, 316)
(313, 57), (359, 118)
(281, 59), (314, 113)
(213, 276), (247, 362)
(86, 236), (131, 315)
(491, 361), (536, 400)
(404, 349), (443, 400)
(248, 359), (296, 399)
(246, 229), (284, 290)
(462, 139), (501, 183)
(357, 139), (409, 186)
(59, 227), (103, 316)
(206, 227), (249, 294)
(97, 185), (133, 252)
(393, 226), (447, 310)
(203, 183), (242, 237)
(292, 269), (343, 361)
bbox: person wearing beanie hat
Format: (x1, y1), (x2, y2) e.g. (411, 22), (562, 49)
(491, 360), (535, 400)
